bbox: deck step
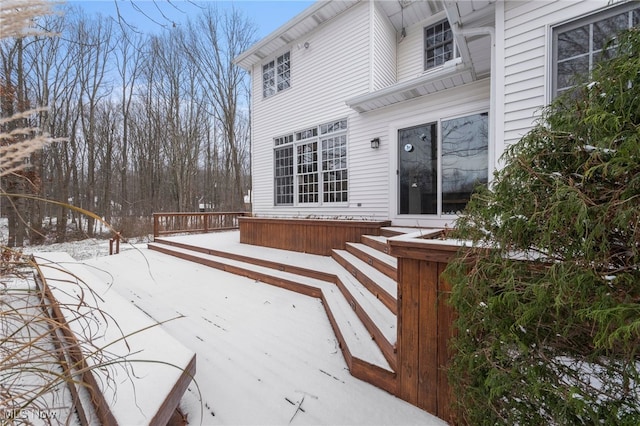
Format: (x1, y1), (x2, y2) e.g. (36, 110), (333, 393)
(153, 237), (335, 283)
(361, 235), (390, 254)
(346, 242), (396, 280)
(332, 249), (397, 315)
(333, 269), (397, 370)
(33, 252), (195, 426)
(148, 242), (395, 386)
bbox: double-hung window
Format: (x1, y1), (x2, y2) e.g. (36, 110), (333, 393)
(553, 3), (639, 97)
(424, 19), (458, 70)
(320, 121), (348, 203)
(273, 119), (348, 206)
(263, 51), (290, 98)
(295, 128), (319, 204)
(274, 135), (294, 205)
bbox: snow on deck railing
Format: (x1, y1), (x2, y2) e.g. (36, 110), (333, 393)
(152, 211), (249, 237)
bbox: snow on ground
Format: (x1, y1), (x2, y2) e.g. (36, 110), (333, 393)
(5, 225), (446, 425)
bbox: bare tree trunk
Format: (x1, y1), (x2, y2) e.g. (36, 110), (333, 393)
(1, 38), (29, 247)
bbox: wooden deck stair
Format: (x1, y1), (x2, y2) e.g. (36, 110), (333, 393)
(148, 232), (400, 395)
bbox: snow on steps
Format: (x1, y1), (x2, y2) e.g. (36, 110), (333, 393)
(345, 242), (397, 280)
(332, 267), (397, 370)
(150, 236), (398, 356)
(361, 234), (390, 254)
(147, 242), (398, 395)
(33, 252), (196, 426)
(331, 248), (397, 315)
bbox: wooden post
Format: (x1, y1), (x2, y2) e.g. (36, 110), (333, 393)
(389, 238), (462, 425)
(153, 214), (159, 238)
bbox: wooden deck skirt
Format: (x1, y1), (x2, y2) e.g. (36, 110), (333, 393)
(238, 217), (392, 256)
(388, 235), (464, 425)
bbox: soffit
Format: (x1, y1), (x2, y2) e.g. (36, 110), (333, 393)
(347, 0), (496, 113)
(345, 61), (475, 113)
(234, 0), (361, 70)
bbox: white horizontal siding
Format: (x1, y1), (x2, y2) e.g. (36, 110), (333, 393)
(396, 12), (448, 82)
(251, 1), (371, 217)
(347, 79), (490, 225)
(372, 3), (397, 90)
(501, 0), (618, 148)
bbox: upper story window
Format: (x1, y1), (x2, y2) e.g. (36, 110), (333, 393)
(553, 3), (639, 97)
(263, 51), (290, 98)
(424, 19), (458, 70)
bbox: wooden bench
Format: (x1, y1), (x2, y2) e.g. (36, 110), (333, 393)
(33, 252), (196, 426)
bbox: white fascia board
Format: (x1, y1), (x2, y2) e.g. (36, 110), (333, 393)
(345, 59), (471, 112)
(234, 0), (361, 70)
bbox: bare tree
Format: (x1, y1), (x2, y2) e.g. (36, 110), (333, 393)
(2, 1), (257, 244)
(186, 6), (255, 210)
(115, 27), (144, 217)
(73, 13), (114, 235)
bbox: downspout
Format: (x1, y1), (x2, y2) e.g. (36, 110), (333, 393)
(451, 24), (497, 180)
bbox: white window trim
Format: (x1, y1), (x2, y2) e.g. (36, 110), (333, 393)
(273, 139), (294, 206)
(549, 2), (639, 99)
(423, 18), (459, 72)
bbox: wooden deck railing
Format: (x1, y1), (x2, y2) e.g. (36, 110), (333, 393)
(238, 217), (392, 255)
(153, 212), (249, 237)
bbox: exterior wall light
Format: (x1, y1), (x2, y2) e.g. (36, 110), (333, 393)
(370, 138), (380, 149)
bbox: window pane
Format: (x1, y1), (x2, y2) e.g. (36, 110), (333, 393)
(277, 52), (290, 92)
(557, 25), (589, 60)
(424, 19), (456, 70)
(441, 113), (488, 215)
(554, 5), (639, 98)
(262, 61), (275, 98)
(557, 55), (590, 91)
(593, 12), (628, 50)
(321, 135), (347, 203)
(297, 142), (318, 204)
(323, 170), (348, 203)
(398, 123), (438, 214)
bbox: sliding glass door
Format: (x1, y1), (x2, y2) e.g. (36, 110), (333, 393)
(398, 112), (488, 216)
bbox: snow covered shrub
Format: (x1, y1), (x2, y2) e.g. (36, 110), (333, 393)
(446, 28), (639, 425)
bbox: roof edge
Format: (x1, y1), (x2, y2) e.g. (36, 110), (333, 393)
(345, 59), (472, 112)
(234, 1), (359, 69)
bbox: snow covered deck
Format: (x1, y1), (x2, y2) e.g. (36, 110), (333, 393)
(80, 232), (447, 425)
(148, 231), (399, 393)
(33, 252), (196, 426)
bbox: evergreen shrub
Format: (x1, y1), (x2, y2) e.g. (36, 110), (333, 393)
(446, 28), (640, 425)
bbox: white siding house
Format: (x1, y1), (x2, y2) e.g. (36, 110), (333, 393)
(235, 0), (639, 228)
